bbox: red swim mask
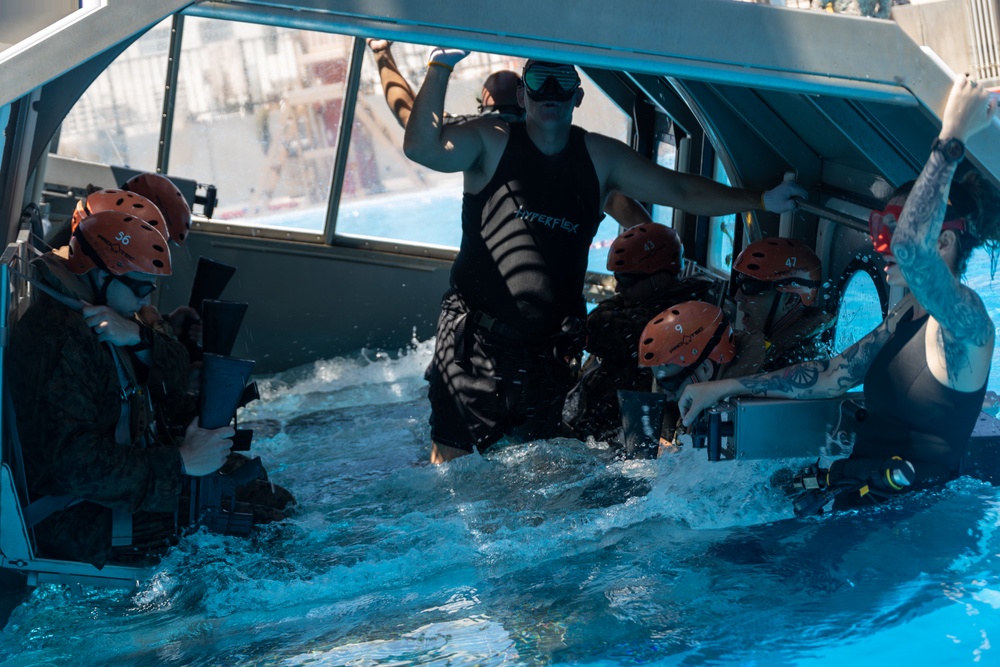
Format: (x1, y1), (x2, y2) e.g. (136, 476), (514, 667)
(868, 204), (967, 255)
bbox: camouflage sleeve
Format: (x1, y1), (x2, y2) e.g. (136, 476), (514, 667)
(145, 320), (197, 430)
(586, 297), (650, 363)
(13, 306), (185, 514)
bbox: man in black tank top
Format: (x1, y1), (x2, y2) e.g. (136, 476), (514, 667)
(404, 50), (805, 463)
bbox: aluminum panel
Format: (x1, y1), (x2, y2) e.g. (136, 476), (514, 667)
(731, 393), (865, 460)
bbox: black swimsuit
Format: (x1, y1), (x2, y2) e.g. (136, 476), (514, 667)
(856, 309), (986, 487)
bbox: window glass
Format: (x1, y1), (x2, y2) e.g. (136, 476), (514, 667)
(959, 246), (1000, 395)
(170, 19), (351, 232)
(53, 17), (170, 171)
(651, 137), (676, 226)
(336, 44), (631, 274)
(833, 270), (883, 355)
(707, 155), (736, 273)
(0, 104), (9, 165)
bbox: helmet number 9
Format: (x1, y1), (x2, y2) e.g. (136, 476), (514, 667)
(115, 231), (131, 245)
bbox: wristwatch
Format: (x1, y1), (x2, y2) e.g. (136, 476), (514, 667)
(931, 137), (965, 163)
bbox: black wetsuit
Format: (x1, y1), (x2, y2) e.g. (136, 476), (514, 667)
(427, 123), (604, 452)
(853, 310), (986, 489)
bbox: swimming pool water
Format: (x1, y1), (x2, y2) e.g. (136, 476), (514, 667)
(1, 341), (998, 666)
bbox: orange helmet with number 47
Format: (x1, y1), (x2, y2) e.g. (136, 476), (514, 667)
(732, 238), (822, 306)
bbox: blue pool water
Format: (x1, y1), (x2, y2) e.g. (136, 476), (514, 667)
(1, 341), (999, 666)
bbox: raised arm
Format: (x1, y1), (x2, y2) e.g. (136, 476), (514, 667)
(678, 315), (894, 426)
(367, 39), (415, 129)
(402, 49), (486, 174)
(604, 191), (653, 228)
(891, 78), (997, 357)
(586, 133), (805, 217)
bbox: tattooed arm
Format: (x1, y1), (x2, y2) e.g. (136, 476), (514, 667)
(678, 316), (893, 427)
(890, 78), (997, 386)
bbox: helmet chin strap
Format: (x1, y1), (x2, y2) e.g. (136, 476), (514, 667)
(763, 291), (783, 337)
(767, 296), (807, 340)
(87, 270), (112, 306)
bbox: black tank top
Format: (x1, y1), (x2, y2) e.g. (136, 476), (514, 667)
(452, 123), (603, 337)
(857, 309), (986, 486)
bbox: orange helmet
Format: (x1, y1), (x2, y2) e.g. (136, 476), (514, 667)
(66, 210), (172, 276)
(71, 189), (168, 243)
(606, 223), (682, 276)
(638, 301), (736, 368)
(732, 238), (822, 306)
(121, 173), (192, 245)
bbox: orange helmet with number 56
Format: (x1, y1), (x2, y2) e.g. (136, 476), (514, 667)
(65, 210), (172, 276)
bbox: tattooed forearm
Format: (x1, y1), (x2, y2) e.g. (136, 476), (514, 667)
(891, 148), (994, 345)
(737, 360), (829, 397)
(891, 149), (956, 260)
(836, 325), (891, 388)
(735, 323), (892, 399)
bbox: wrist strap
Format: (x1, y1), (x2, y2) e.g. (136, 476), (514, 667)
(428, 61), (454, 72)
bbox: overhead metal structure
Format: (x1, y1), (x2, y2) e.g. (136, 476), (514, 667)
(3, 0), (998, 200)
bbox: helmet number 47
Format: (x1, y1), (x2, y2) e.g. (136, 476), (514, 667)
(785, 257), (797, 267)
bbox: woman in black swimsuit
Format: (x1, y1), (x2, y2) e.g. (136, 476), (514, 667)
(677, 78), (1000, 499)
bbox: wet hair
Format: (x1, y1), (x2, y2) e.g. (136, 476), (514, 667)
(893, 171), (1000, 277)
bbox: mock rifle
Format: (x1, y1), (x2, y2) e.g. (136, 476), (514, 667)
(188, 257), (237, 313)
(184, 258), (237, 361)
(617, 390), (668, 459)
(189, 352), (262, 536)
(201, 299), (248, 357)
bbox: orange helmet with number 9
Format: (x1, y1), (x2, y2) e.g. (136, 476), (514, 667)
(638, 301), (736, 368)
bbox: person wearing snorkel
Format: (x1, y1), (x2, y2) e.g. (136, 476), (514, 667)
(403, 50), (806, 463)
(677, 78), (1000, 503)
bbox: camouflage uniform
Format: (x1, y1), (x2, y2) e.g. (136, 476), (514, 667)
(563, 274), (715, 442)
(8, 252), (192, 568)
(758, 306), (835, 373)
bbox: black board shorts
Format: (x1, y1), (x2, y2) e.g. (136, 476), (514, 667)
(426, 291), (576, 453)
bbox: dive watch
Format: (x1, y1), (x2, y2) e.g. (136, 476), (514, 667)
(931, 136), (965, 163)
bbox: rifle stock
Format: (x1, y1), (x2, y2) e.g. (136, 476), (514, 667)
(198, 353), (255, 429)
(191, 353), (260, 535)
(201, 300), (248, 357)
(617, 390), (667, 460)
(188, 257), (236, 313)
